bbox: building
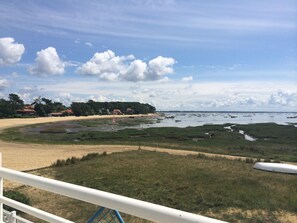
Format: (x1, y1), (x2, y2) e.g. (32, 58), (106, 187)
(16, 105), (36, 115)
(112, 109), (123, 115)
(49, 109), (74, 117)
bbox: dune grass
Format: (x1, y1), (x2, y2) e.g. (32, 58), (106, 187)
(15, 150), (297, 223)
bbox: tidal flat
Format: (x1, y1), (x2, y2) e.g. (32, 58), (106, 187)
(1, 116), (296, 162)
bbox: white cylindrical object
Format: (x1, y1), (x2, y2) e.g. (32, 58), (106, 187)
(254, 162), (297, 174)
(0, 167), (227, 223)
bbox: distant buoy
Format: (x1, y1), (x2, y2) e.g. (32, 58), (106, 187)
(254, 162), (297, 174)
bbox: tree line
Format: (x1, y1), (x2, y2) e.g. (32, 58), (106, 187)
(71, 100), (155, 116)
(0, 94), (156, 118)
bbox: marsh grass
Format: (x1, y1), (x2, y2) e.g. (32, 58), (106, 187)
(1, 122), (297, 162)
(17, 150), (297, 223)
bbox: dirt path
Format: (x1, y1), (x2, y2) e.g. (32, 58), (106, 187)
(0, 115), (280, 171)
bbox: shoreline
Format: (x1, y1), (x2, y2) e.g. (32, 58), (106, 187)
(0, 113), (157, 132)
(0, 114), (159, 171)
(0, 113), (295, 172)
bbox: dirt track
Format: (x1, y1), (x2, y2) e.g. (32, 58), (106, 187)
(0, 115), (264, 171)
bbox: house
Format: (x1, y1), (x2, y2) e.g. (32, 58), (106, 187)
(49, 109), (74, 117)
(112, 109), (123, 115)
(16, 105), (36, 115)
(63, 109), (74, 116)
(49, 112), (62, 117)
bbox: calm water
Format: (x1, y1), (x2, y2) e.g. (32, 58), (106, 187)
(141, 112), (297, 128)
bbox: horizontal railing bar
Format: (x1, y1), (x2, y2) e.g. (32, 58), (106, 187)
(0, 196), (74, 223)
(0, 167), (227, 223)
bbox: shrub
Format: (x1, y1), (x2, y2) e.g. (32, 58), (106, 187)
(4, 190), (30, 213)
(51, 152), (106, 167)
(245, 158), (254, 163)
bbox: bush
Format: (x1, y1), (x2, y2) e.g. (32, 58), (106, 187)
(51, 152), (106, 167)
(245, 158), (254, 163)
(4, 190), (30, 213)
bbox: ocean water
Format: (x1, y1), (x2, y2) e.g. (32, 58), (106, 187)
(141, 112), (297, 128)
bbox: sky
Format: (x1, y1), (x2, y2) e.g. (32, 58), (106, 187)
(0, 0), (297, 111)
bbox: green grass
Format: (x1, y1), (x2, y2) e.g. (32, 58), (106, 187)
(1, 121), (296, 162)
(21, 150), (297, 223)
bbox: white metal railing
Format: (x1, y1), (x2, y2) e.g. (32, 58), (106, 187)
(0, 153), (227, 223)
(3, 210), (33, 223)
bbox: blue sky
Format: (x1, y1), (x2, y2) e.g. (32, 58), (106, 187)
(0, 0), (296, 111)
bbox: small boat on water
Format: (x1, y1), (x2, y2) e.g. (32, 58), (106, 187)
(254, 162), (297, 174)
(165, 116), (175, 119)
(175, 119), (181, 122)
(287, 116), (297, 119)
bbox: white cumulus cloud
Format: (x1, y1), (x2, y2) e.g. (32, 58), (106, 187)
(29, 47), (65, 76)
(0, 79), (10, 91)
(0, 37), (25, 66)
(182, 76), (193, 82)
(268, 90), (297, 107)
(77, 50), (176, 82)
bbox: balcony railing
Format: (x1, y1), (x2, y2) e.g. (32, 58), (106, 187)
(0, 153), (227, 223)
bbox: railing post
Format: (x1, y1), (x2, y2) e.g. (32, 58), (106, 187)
(0, 153), (3, 223)
(9, 211), (16, 223)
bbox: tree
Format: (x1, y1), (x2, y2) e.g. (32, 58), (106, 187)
(8, 93), (24, 112)
(9, 93), (24, 106)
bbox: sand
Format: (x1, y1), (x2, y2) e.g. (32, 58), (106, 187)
(0, 115), (152, 171)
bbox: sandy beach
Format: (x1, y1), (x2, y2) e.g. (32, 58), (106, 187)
(0, 115), (153, 171)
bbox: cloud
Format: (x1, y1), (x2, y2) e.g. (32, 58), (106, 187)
(29, 47), (65, 76)
(268, 90), (297, 107)
(182, 76), (193, 82)
(0, 37), (25, 66)
(18, 78), (297, 111)
(85, 42), (93, 47)
(77, 50), (176, 82)
(0, 79), (10, 91)
(146, 56), (175, 79)
(11, 72), (19, 77)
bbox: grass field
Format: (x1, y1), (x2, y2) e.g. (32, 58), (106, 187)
(13, 150), (297, 223)
(1, 118), (296, 162)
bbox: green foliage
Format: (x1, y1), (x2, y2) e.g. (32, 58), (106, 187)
(0, 94), (24, 118)
(4, 190), (30, 213)
(71, 101), (156, 116)
(245, 158), (254, 163)
(51, 152), (103, 167)
(0, 93), (155, 118)
(34, 97), (66, 117)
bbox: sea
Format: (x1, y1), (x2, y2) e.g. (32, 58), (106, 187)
(141, 112), (297, 128)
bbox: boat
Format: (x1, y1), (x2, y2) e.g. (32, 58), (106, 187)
(175, 119), (181, 122)
(287, 116), (297, 119)
(253, 162), (297, 174)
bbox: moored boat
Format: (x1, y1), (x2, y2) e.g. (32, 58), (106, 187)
(253, 162), (297, 174)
